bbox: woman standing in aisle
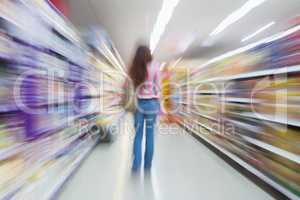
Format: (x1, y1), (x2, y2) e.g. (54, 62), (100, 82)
(128, 45), (160, 172)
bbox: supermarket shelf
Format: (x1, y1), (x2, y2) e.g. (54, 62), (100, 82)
(0, 143), (23, 161)
(50, 128), (90, 158)
(178, 101), (217, 108)
(36, 101), (74, 107)
(178, 110), (189, 117)
(182, 64), (300, 88)
(181, 117), (300, 193)
(179, 105), (219, 121)
(189, 24), (300, 78)
(188, 110), (219, 122)
(178, 121), (299, 200)
(180, 90), (228, 95)
(0, 1), (122, 200)
(175, 23), (300, 200)
(183, 121), (250, 149)
(201, 65), (300, 83)
(33, 112), (99, 140)
(0, 124), (90, 200)
(46, 140), (96, 200)
(225, 119), (262, 133)
(0, 104), (19, 113)
(1, 31), (85, 68)
(228, 111), (300, 128)
(241, 136), (300, 165)
(180, 116), (217, 135)
(12, 137), (97, 200)
(193, 120), (215, 133)
(33, 0), (82, 46)
(221, 97), (263, 104)
(224, 118), (300, 164)
(0, 52), (13, 62)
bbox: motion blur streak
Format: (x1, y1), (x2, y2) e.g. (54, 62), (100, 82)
(150, 0), (180, 53)
(0, 0), (124, 199)
(210, 0), (267, 36)
(1, 1), (300, 200)
(241, 21), (275, 42)
(192, 24), (300, 76)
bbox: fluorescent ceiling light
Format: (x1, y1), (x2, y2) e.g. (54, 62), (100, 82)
(241, 21), (275, 42)
(210, 0), (267, 36)
(150, 0), (180, 53)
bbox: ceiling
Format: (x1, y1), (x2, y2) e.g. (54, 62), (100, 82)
(68, 0), (300, 65)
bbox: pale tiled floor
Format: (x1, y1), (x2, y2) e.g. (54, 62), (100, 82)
(57, 114), (274, 200)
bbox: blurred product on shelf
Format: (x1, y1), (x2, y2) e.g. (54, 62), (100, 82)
(0, 0), (124, 199)
(160, 63), (187, 124)
(175, 16), (300, 199)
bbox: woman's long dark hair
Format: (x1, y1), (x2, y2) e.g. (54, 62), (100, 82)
(129, 45), (152, 88)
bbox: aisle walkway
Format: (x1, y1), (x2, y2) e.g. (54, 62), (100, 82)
(57, 114), (274, 200)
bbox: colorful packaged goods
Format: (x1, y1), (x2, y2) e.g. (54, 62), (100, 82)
(175, 18), (300, 199)
(0, 0), (124, 199)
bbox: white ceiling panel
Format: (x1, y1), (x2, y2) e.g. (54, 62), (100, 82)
(68, 0), (300, 64)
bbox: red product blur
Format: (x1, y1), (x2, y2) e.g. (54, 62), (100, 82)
(49, 0), (70, 18)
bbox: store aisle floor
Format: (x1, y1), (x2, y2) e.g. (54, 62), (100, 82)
(57, 114), (274, 200)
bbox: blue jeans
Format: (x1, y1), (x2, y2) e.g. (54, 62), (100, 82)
(133, 99), (159, 170)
